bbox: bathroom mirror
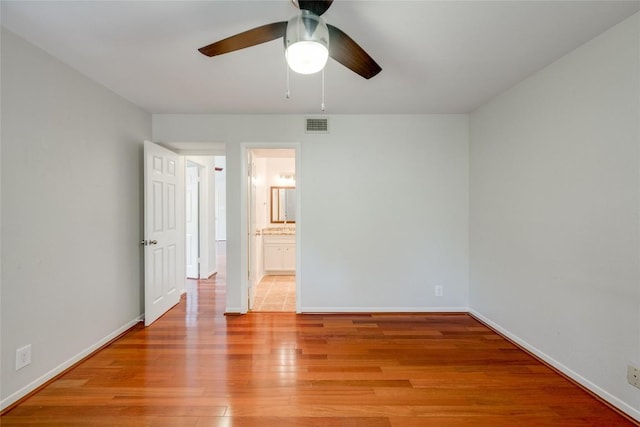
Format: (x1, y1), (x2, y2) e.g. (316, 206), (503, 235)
(271, 186), (296, 223)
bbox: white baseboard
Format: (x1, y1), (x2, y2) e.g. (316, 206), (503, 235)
(231, 306), (468, 315)
(469, 310), (640, 423)
(0, 315), (143, 412)
(299, 306), (469, 313)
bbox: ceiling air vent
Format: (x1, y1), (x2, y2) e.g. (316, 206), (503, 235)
(305, 117), (329, 134)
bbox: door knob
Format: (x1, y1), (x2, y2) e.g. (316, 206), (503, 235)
(140, 240), (158, 246)
(149, 240), (158, 245)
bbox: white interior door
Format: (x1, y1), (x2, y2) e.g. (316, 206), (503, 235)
(247, 151), (257, 310)
(144, 141), (181, 326)
(185, 163), (199, 279)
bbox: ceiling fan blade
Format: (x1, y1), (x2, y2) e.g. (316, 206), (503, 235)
(297, 1), (334, 16)
(198, 21), (287, 57)
(327, 25), (382, 79)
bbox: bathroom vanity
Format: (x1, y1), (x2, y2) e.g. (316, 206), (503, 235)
(262, 230), (295, 274)
(261, 185), (296, 275)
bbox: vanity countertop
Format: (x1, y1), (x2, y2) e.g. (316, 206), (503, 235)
(262, 227), (296, 235)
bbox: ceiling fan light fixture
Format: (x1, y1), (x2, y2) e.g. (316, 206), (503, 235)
(286, 41), (329, 74)
(285, 11), (329, 75)
(198, 1), (381, 80)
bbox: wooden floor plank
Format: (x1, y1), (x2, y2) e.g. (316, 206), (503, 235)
(1, 247), (636, 426)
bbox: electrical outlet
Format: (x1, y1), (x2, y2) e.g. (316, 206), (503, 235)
(435, 285), (443, 297)
(15, 345), (32, 371)
(628, 364), (640, 389)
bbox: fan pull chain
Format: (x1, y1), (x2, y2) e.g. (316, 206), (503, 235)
(321, 68), (325, 111)
(285, 63), (291, 99)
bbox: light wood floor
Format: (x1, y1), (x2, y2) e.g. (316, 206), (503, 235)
(2, 247), (636, 426)
(253, 275), (296, 312)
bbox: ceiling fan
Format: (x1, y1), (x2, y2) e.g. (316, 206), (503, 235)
(198, 0), (382, 79)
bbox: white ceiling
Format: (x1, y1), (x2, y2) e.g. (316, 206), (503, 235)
(2, 1), (638, 115)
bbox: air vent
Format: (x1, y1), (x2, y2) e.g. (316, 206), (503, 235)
(305, 117), (329, 134)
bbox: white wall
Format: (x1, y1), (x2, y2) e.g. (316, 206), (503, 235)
(153, 114), (469, 313)
(1, 29), (151, 409)
(469, 13), (640, 419)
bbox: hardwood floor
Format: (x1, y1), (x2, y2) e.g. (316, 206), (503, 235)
(2, 250), (636, 426)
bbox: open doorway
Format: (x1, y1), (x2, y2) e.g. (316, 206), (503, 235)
(247, 148), (297, 312)
(183, 155), (226, 282)
(151, 141), (226, 315)
(183, 154), (227, 322)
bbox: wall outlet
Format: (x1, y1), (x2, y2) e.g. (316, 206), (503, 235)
(434, 285), (443, 297)
(628, 364), (640, 389)
(16, 344), (32, 371)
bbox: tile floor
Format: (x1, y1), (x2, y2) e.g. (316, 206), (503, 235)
(252, 275), (296, 312)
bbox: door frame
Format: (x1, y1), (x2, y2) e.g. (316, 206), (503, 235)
(185, 160), (202, 279)
(239, 142), (301, 314)
(247, 150), (257, 310)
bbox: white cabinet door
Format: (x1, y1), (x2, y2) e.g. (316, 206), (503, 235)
(264, 245), (283, 271)
(282, 244), (296, 271)
(263, 235), (296, 273)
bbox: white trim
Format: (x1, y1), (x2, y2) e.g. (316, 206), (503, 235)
(470, 309), (640, 423)
(294, 146), (302, 314)
(300, 306), (469, 313)
(158, 142), (226, 157)
(0, 315), (143, 411)
(225, 307), (242, 314)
